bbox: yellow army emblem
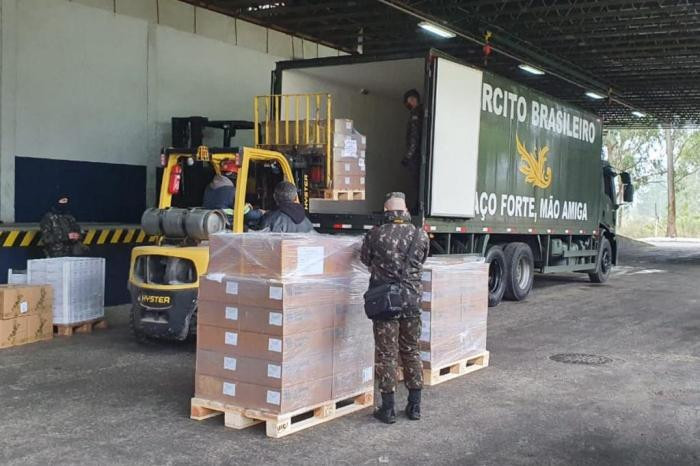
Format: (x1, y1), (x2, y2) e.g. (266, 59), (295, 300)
(516, 134), (552, 189)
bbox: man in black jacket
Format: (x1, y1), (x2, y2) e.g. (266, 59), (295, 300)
(257, 181), (314, 233)
(360, 192), (429, 423)
(402, 89), (424, 211)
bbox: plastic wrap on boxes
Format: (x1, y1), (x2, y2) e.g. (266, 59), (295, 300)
(27, 257), (105, 325)
(207, 232), (365, 280)
(419, 256), (488, 369)
(196, 233), (373, 414)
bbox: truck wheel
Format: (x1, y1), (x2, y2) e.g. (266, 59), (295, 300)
(485, 245), (507, 307)
(589, 238), (612, 284)
(503, 242), (535, 301)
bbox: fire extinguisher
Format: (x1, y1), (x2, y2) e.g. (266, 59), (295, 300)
(168, 164), (182, 195)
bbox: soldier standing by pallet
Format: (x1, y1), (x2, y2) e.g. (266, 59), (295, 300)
(39, 196), (88, 258)
(361, 192), (429, 424)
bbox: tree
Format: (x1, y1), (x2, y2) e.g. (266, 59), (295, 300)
(665, 128), (677, 237)
(660, 129), (700, 237)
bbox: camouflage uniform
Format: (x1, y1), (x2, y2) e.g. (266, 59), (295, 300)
(39, 211), (87, 258)
(361, 210), (429, 393)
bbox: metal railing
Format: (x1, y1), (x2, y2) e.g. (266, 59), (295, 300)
(254, 93), (333, 187)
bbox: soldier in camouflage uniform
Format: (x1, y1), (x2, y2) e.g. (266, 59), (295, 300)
(39, 196), (88, 258)
(361, 192), (429, 423)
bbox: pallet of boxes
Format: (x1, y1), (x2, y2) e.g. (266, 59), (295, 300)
(326, 119), (366, 201)
(27, 258), (107, 336)
(415, 256), (490, 386)
(191, 233), (374, 438)
(0, 284), (53, 349)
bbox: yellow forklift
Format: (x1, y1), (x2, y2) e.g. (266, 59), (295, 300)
(128, 95), (332, 341)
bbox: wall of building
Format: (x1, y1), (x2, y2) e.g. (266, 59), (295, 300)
(0, 0), (342, 222)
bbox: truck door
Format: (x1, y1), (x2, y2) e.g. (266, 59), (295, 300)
(425, 53), (483, 218)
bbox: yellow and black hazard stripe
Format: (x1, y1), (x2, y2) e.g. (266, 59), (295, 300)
(0, 228), (159, 248)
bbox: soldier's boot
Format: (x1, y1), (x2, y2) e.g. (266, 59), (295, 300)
(373, 392), (396, 424)
(405, 389), (421, 420)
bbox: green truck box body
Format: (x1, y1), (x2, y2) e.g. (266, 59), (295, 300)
(427, 70), (604, 234)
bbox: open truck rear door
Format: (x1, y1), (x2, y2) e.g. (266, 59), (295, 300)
(425, 52), (482, 218)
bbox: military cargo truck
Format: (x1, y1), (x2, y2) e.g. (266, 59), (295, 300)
(273, 50), (633, 306)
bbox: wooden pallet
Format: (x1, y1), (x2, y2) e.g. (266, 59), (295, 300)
(54, 318), (108, 337)
(423, 351), (490, 386)
(323, 190), (365, 200)
(398, 350), (490, 386)
(191, 389), (373, 438)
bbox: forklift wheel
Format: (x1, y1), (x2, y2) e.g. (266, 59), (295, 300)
(130, 306), (152, 344)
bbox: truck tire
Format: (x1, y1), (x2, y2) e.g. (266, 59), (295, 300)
(485, 245), (507, 307)
(503, 242), (535, 301)
(589, 237), (612, 284)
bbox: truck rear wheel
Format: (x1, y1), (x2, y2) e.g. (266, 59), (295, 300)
(589, 238), (612, 284)
(503, 242), (535, 301)
(485, 245), (507, 307)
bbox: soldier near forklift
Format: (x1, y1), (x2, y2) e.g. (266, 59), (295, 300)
(39, 196), (87, 258)
(361, 192), (430, 424)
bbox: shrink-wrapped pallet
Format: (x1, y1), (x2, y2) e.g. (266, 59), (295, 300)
(195, 233), (373, 415)
(419, 256), (488, 369)
(27, 257), (105, 325)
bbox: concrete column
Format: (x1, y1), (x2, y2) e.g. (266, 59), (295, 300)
(0, 0), (18, 222)
(145, 22), (159, 208)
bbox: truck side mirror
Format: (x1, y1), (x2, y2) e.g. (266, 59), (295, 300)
(620, 172), (632, 184)
(623, 183), (634, 203)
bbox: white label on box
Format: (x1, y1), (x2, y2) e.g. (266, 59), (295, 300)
(269, 286), (283, 300)
(268, 338), (282, 352)
(420, 326), (430, 343)
(266, 390), (281, 405)
(225, 281), (238, 295)
(223, 357), (237, 371)
(267, 364), (282, 379)
(223, 382), (236, 397)
(268, 312), (283, 326)
(360, 149), (366, 157)
(225, 332), (238, 346)
(225, 306), (238, 321)
(420, 351), (431, 362)
(19, 301), (28, 314)
(343, 138), (357, 158)
(206, 273), (225, 283)
(345, 120), (352, 130)
(344, 176), (350, 185)
(422, 291), (432, 302)
(360, 177), (365, 185)
(295, 246), (325, 276)
(344, 162), (351, 172)
(362, 366), (373, 382)
(422, 271), (432, 282)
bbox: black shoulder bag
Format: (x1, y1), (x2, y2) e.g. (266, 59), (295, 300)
(363, 226), (420, 320)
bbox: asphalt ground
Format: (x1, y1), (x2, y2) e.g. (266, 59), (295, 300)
(1, 239), (698, 465)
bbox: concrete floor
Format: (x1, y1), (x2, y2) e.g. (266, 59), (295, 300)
(1, 240), (698, 465)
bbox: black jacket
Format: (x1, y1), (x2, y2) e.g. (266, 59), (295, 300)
(257, 202), (314, 233)
(405, 104), (424, 163)
(360, 211), (429, 317)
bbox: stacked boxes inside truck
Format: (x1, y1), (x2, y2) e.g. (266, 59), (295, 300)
(0, 285), (53, 349)
(330, 119), (366, 198)
(27, 258), (106, 325)
(192, 233), (373, 435)
(418, 257), (490, 384)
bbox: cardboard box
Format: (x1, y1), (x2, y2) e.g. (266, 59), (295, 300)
(332, 175), (365, 191)
(333, 365), (374, 399)
(199, 274), (347, 309)
(207, 233), (362, 279)
(195, 374), (333, 414)
(198, 300), (335, 336)
(196, 349), (333, 388)
(26, 313), (53, 343)
(333, 326), (374, 369)
(0, 285), (52, 320)
(197, 325), (334, 363)
(333, 160), (365, 176)
(0, 316), (29, 349)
